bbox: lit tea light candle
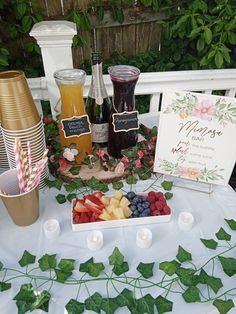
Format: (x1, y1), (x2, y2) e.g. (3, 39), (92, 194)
(43, 219), (61, 239)
(178, 212), (194, 231)
(136, 228), (152, 249)
(87, 230), (103, 251)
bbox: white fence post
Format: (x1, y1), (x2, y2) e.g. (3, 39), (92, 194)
(30, 21), (76, 118)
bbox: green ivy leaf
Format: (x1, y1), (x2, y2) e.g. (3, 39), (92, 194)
(65, 181), (78, 192)
(159, 260), (180, 276)
(182, 286), (201, 303)
(116, 288), (136, 310)
(101, 298), (119, 314)
(67, 193), (77, 202)
(155, 295), (173, 314)
(126, 175), (138, 185)
(0, 282), (11, 292)
(65, 299), (84, 314)
(137, 262), (154, 279)
(164, 192), (173, 200)
(218, 256), (236, 277)
(58, 258), (75, 272)
(112, 262), (129, 276)
(176, 246), (192, 263)
(79, 258), (105, 277)
(213, 299), (234, 314)
(137, 294), (155, 314)
(215, 228), (231, 241)
(176, 267), (198, 286)
(13, 284), (36, 313)
(200, 238), (218, 249)
(69, 167), (80, 175)
(112, 181), (124, 190)
(55, 269), (72, 283)
(109, 247), (124, 266)
(225, 219), (236, 230)
(30, 290), (50, 312)
(56, 194), (66, 204)
(38, 254), (57, 271)
(85, 292), (103, 313)
(18, 250), (36, 267)
(74, 178), (84, 189)
(45, 178), (63, 190)
(198, 269), (223, 294)
(161, 181), (173, 191)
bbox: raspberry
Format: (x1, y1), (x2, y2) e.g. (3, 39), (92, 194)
(148, 191), (156, 198)
(150, 203), (156, 211)
(158, 196), (166, 204)
(153, 210), (161, 216)
(147, 195), (156, 203)
(155, 201), (165, 211)
(163, 205), (171, 215)
(156, 191), (164, 199)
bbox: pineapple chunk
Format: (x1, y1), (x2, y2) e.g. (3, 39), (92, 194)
(113, 207), (125, 219)
(123, 206), (132, 218)
(99, 210), (111, 221)
(106, 204), (116, 214)
(110, 198), (120, 207)
(101, 196), (110, 206)
(113, 191), (123, 201)
(120, 196), (130, 207)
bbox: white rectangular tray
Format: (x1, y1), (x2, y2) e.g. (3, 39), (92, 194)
(71, 199), (172, 232)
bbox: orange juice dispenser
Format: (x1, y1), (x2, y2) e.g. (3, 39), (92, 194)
(54, 69), (92, 163)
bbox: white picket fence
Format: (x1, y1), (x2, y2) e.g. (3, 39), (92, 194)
(28, 21), (236, 118)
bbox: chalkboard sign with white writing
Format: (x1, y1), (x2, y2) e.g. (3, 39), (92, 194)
(112, 111), (139, 133)
(61, 115), (91, 138)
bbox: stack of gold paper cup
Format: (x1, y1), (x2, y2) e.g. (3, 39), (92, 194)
(0, 124), (9, 169)
(0, 70), (48, 188)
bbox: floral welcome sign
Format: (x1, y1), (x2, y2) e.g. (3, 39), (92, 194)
(154, 91), (236, 185)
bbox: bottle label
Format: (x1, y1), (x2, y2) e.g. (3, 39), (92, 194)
(112, 111), (139, 133)
(61, 115), (91, 138)
(91, 123), (108, 143)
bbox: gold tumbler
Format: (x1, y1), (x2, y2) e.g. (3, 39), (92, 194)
(0, 70), (40, 130)
(0, 169), (39, 226)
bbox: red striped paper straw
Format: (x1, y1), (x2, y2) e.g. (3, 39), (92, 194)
(26, 157), (48, 191)
(14, 139), (25, 193)
(27, 141), (32, 176)
(32, 157), (48, 188)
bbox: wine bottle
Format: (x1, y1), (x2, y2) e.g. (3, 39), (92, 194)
(86, 52), (111, 147)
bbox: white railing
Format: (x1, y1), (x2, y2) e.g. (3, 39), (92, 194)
(28, 21), (236, 118)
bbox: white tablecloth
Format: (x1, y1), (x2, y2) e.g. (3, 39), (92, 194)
(0, 113), (236, 314)
(0, 179), (236, 314)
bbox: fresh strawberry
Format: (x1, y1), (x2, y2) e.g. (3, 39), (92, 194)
(84, 203), (103, 215)
(84, 195), (104, 209)
(78, 212), (90, 223)
(74, 199), (90, 213)
(93, 191), (103, 199)
(73, 212), (81, 224)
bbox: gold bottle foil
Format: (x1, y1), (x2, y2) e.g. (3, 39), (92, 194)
(0, 70), (40, 130)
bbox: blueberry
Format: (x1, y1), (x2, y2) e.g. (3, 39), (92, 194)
(142, 209), (151, 216)
(133, 210), (139, 217)
(137, 204), (143, 212)
(132, 196), (139, 204)
(126, 191), (136, 200)
(130, 205), (136, 212)
(142, 201), (150, 209)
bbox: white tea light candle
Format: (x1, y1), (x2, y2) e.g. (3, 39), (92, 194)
(43, 219), (61, 239)
(136, 228), (152, 249)
(87, 230), (103, 251)
(178, 212), (194, 231)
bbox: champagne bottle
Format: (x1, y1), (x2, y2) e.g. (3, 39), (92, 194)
(86, 52), (111, 147)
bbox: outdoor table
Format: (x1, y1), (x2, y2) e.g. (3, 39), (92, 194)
(0, 113), (236, 314)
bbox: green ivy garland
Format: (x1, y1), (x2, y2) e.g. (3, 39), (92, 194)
(1, 218), (236, 313)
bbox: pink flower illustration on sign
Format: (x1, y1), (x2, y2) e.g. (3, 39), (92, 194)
(192, 100), (216, 121)
(186, 167), (201, 179)
(177, 167), (189, 177)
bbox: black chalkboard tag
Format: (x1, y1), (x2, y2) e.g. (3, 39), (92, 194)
(112, 111), (139, 133)
(61, 115), (91, 138)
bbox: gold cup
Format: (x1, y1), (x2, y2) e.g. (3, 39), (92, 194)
(0, 169), (39, 226)
(0, 71), (40, 130)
